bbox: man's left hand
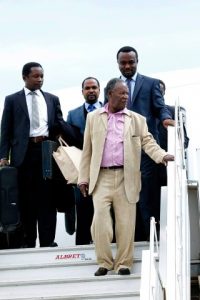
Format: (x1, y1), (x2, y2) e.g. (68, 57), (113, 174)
(162, 119), (175, 128)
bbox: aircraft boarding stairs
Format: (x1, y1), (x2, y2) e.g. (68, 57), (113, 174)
(0, 106), (199, 300)
(140, 106), (200, 300)
(0, 184), (198, 300)
(0, 241), (148, 300)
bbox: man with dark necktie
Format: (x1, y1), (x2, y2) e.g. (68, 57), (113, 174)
(125, 78), (132, 109)
(116, 46), (175, 240)
(67, 77), (102, 245)
(0, 62), (81, 248)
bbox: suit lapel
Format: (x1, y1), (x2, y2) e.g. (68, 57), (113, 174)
(81, 104), (87, 124)
(42, 91), (52, 124)
(124, 113), (132, 137)
(95, 112), (108, 168)
(132, 73), (144, 103)
(99, 109), (108, 130)
(18, 90), (29, 117)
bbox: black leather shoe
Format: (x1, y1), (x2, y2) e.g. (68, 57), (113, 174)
(49, 242), (58, 247)
(21, 244), (35, 248)
(94, 267), (108, 276)
(40, 242), (58, 248)
(118, 268), (130, 275)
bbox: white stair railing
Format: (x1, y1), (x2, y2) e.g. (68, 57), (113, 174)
(165, 105), (190, 299)
(140, 104), (191, 300)
(140, 218), (165, 300)
(165, 106), (190, 300)
(196, 149), (200, 217)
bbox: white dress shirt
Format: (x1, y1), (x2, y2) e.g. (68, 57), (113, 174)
(24, 87), (49, 137)
(121, 73), (137, 99)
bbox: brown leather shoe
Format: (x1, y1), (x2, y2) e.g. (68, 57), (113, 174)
(118, 268), (130, 275)
(94, 267), (108, 276)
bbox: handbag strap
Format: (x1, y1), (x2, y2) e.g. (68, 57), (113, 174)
(58, 136), (69, 147)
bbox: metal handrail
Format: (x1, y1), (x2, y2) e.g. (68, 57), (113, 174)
(165, 103), (190, 300)
(141, 103), (190, 300)
(149, 217), (165, 299)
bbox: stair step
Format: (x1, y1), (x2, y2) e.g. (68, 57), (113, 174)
(1, 293), (140, 300)
(0, 242), (148, 267)
(0, 259), (142, 283)
(0, 292), (140, 300)
(0, 275), (140, 300)
(73, 294), (140, 300)
(0, 242), (146, 299)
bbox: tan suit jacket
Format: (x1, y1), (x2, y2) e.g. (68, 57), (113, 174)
(78, 108), (167, 204)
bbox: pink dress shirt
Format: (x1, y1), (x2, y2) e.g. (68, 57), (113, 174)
(100, 104), (128, 167)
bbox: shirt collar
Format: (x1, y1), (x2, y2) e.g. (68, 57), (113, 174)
(85, 101), (101, 110)
(121, 72), (137, 82)
(101, 103), (129, 115)
(24, 87), (41, 96)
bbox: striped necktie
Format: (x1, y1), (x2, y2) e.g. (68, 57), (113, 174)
(30, 91), (40, 129)
(87, 104), (96, 112)
(126, 79), (132, 109)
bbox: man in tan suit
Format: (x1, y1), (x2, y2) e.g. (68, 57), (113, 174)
(78, 78), (174, 276)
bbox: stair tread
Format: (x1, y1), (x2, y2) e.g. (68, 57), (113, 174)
(3, 293), (140, 300)
(0, 243), (147, 269)
(0, 262), (141, 283)
(0, 242), (146, 299)
(0, 275), (141, 300)
(0, 241), (149, 254)
(0, 273), (140, 285)
(0, 292), (140, 300)
(0, 257), (142, 270)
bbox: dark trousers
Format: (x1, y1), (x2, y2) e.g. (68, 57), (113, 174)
(18, 141), (57, 247)
(74, 187), (93, 245)
(135, 152), (161, 241)
(0, 227), (24, 249)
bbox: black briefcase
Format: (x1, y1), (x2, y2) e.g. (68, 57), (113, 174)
(0, 166), (20, 233)
(42, 140), (59, 179)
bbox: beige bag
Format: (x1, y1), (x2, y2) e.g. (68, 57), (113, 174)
(53, 137), (82, 184)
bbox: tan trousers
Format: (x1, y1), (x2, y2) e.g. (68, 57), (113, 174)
(91, 169), (136, 272)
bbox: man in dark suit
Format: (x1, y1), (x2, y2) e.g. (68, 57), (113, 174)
(158, 79), (189, 185)
(154, 80), (189, 237)
(0, 62), (80, 248)
(116, 46), (174, 240)
(158, 79), (189, 152)
(67, 77), (102, 245)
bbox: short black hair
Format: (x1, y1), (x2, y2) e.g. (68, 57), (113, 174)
(159, 79), (166, 91)
(116, 46), (138, 61)
(82, 77), (100, 89)
(104, 78), (124, 103)
(22, 62), (43, 77)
